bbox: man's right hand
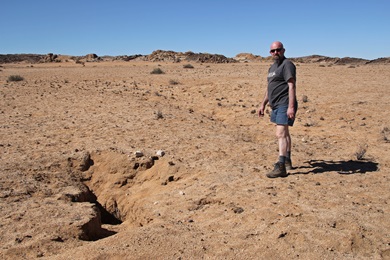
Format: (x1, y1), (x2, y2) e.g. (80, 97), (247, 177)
(258, 107), (265, 117)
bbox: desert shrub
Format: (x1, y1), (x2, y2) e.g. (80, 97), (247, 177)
(8, 75), (24, 82)
(302, 95), (309, 103)
(303, 122), (315, 127)
(319, 64), (326, 67)
(169, 79), (179, 85)
(355, 145), (367, 160)
(183, 64), (194, 69)
(348, 65), (356, 68)
(381, 127), (390, 142)
(151, 68), (164, 74)
(155, 110), (164, 119)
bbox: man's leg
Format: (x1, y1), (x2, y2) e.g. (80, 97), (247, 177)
(284, 126), (293, 169)
(277, 125), (293, 169)
(266, 124), (289, 178)
(276, 124), (289, 158)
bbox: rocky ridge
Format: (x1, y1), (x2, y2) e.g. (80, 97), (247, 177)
(1, 51), (389, 65)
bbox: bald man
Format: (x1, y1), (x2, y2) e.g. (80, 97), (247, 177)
(259, 41), (298, 178)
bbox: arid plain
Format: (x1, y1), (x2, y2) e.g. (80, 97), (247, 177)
(1, 55), (389, 259)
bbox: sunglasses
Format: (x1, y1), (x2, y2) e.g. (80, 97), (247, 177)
(270, 48), (283, 53)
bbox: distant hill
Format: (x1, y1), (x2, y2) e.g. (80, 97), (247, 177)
(0, 51), (389, 65)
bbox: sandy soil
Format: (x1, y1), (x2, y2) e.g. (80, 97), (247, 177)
(0, 61), (389, 259)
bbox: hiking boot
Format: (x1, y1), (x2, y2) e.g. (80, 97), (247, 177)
(266, 162), (288, 178)
(285, 159), (293, 170)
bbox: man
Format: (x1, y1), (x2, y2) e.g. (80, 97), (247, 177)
(259, 41), (297, 178)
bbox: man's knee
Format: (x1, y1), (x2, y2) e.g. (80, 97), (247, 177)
(275, 125), (289, 139)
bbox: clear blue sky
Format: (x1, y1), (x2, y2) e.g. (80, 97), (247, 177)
(1, 0), (389, 59)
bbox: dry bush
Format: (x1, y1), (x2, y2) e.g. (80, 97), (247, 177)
(302, 95), (309, 103)
(169, 79), (179, 85)
(8, 75), (24, 82)
(303, 122), (316, 127)
(150, 68), (164, 74)
(155, 110), (164, 119)
(381, 127), (390, 142)
(355, 144), (367, 160)
(183, 64), (194, 69)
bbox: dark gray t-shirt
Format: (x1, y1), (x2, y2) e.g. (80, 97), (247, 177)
(267, 57), (296, 109)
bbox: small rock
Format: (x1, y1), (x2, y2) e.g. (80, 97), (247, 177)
(51, 236), (64, 242)
(232, 207), (244, 214)
(156, 150), (165, 157)
(134, 151), (144, 157)
(278, 232), (288, 238)
(79, 151), (93, 171)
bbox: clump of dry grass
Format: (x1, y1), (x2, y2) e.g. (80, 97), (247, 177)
(355, 144), (367, 160)
(151, 68), (164, 74)
(169, 79), (179, 85)
(7, 75), (24, 82)
(381, 127), (390, 142)
(303, 122), (316, 127)
(155, 110), (164, 119)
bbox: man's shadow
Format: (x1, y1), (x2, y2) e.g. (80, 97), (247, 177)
(292, 159), (379, 175)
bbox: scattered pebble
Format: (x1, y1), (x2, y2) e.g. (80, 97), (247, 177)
(156, 150), (165, 157)
(134, 151), (143, 157)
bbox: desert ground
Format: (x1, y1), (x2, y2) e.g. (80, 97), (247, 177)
(0, 58), (389, 259)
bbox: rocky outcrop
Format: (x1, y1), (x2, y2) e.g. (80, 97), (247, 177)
(183, 51), (236, 63)
(366, 57), (390, 64)
(234, 53), (263, 62)
(143, 50), (237, 63)
(43, 53), (58, 62)
(0, 54), (44, 63)
(1, 52), (389, 65)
